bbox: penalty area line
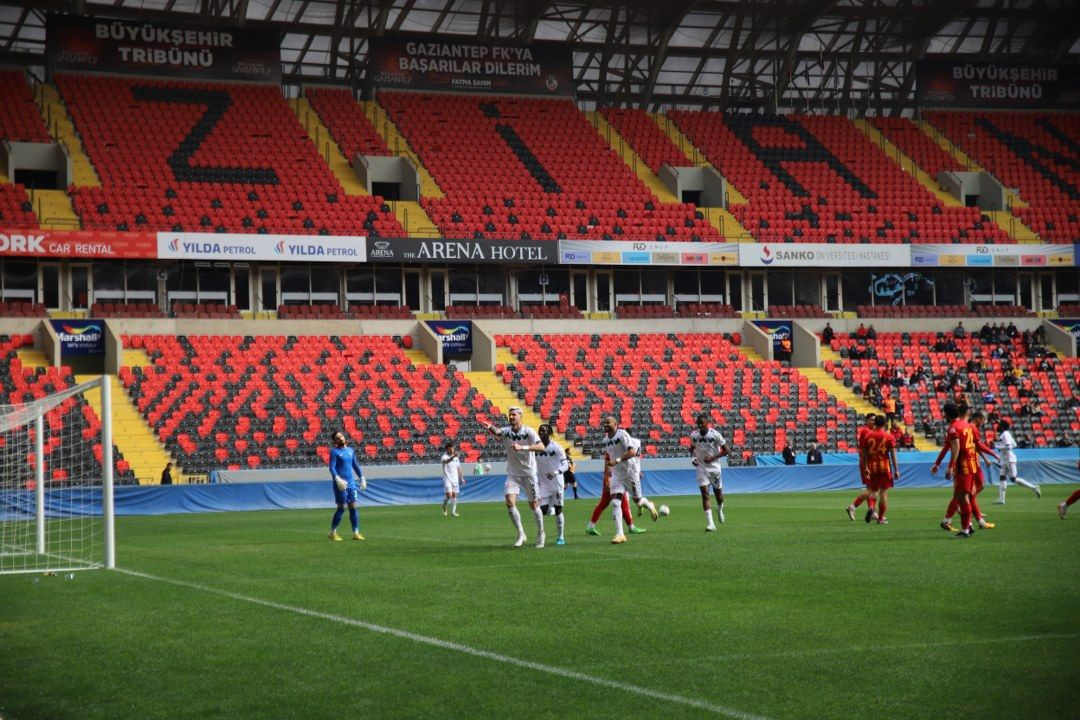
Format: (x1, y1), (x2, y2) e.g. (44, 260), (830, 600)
(115, 566), (772, 720)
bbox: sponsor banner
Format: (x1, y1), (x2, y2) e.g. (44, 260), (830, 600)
(740, 243), (910, 268)
(1052, 319), (1080, 344)
(910, 244), (1075, 268)
(50, 319), (105, 356)
(558, 240), (739, 266)
(46, 14), (281, 82)
(157, 233), (365, 262)
(916, 60), (1080, 110)
(0, 229), (156, 259)
(753, 320), (792, 356)
(426, 320), (472, 354)
(368, 35), (573, 96)
(366, 238), (555, 264)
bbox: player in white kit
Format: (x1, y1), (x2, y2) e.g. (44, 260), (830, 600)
(514, 424), (569, 545)
(483, 407), (546, 548)
(440, 441), (465, 517)
(992, 419), (1040, 504)
(689, 413), (729, 531)
(626, 435), (659, 521)
(599, 415), (641, 544)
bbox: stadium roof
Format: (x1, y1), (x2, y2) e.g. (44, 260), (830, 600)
(3, 0), (1080, 114)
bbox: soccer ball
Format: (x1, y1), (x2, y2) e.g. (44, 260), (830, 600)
(485, 463), (492, 471)
(658, 505), (670, 517)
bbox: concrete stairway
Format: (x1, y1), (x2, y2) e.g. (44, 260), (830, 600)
(585, 111), (680, 203)
(34, 84), (99, 187)
(853, 119), (961, 207)
(389, 200), (441, 238)
(462, 347), (574, 451)
(810, 346), (937, 452)
(363, 100), (444, 199)
(291, 97), (368, 196)
(28, 189), (80, 230)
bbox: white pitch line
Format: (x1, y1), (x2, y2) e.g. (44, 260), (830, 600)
(115, 566), (773, 720)
(676, 632), (1080, 665)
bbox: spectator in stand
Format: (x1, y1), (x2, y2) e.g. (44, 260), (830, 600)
(782, 444), (797, 465)
(882, 394), (897, 421)
(1018, 432), (1035, 449)
(855, 323), (868, 339)
(982, 389), (996, 405)
(160, 463), (173, 486)
(1030, 400), (1045, 417)
(1006, 322), (1018, 339)
(954, 321), (967, 339)
(889, 419), (903, 445)
(821, 322), (835, 345)
(1034, 326), (1047, 344)
(1055, 435), (1073, 448)
(979, 323), (992, 342)
(806, 443), (823, 465)
(900, 429), (915, 449)
(866, 324), (877, 340)
(1063, 396), (1080, 411)
(744, 451), (758, 467)
(1019, 382), (1035, 399)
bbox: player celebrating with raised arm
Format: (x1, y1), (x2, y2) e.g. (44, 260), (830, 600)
(859, 415), (898, 525)
(993, 419), (1040, 504)
(440, 441), (465, 517)
(484, 407), (545, 548)
(328, 431), (367, 541)
(514, 424), (569, 546)
(847, 413), (879, 522)
(689, 412), (729, 531)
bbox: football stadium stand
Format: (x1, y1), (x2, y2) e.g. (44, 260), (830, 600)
(119, 334), (503, 471)
(496, 333), (860, 459)
(304, 87), (393, 160)
(379, 92), (718, 241)
(825, 331), (1079, 447)
(54, 74), (405, 237)
(925, 111), (1079, 243)
(668, 111), (1010, 244)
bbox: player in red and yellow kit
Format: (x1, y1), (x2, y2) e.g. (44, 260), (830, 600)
(934, 407), (1000, 532)
(931, 403), (979, 538)
(859, 415), (898, 524)
(846, 413), (880, 522)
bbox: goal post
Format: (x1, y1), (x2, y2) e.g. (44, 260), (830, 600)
(0, 375), (115, 574)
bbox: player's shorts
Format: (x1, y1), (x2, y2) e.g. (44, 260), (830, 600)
(953, 473), (976, 496)
(539, 487), (564, 508)
(696, 468), (723, 490)
(973, 468), (985, 493)
(442, 479), (460, 494)
(333, 482), (358, 506)
(868, 472), (892, 491)
(1002, 461), (1018, 479)
(504, 473), (538, 502)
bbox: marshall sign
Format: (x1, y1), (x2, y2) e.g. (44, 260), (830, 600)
(365, 238), (557, 264)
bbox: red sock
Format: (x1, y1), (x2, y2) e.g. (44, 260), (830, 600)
(945, 498), (958, 519)
(868, 497), (876, 510)
(878, 498), (887, 518)
(971, 496), (983, 521)
(1067, 489), (1080, 507)
(590, 486), (611, 524)
(959, 499), (972, 531)
(621, 494), (633, 525)
(853, 494), (865, 507)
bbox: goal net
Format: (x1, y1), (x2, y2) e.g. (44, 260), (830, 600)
(0, 376), (115, 574)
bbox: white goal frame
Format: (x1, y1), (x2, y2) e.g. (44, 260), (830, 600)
(0, 375), (114, 573)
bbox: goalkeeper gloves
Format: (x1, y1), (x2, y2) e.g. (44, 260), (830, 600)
(334, 476), (347, 491)
(358, 477), (367, 492)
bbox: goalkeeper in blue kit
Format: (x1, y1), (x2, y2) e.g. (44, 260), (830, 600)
(329, 431), (367, 541)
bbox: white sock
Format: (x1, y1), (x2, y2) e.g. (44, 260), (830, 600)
(556, 512), (565, 538)
(1015, 477), (1037, 493)
(533, 506), (545, 536)
(998, 480), (1007, 503)
(642, 497), (655, 513)
(450, 497), (457, 514)
(705, 509), (715, 527)
(612, 503), (624, 536)
(508, 506), (524, 536)
(585, 521), (595, 530)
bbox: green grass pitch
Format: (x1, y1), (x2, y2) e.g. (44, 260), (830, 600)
(2, 486), (1078, 720)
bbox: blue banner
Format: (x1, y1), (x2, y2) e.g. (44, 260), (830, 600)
(425, 319), (472, 354)
(50, 319), (105, 356)
(753, 320), (792, 356)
